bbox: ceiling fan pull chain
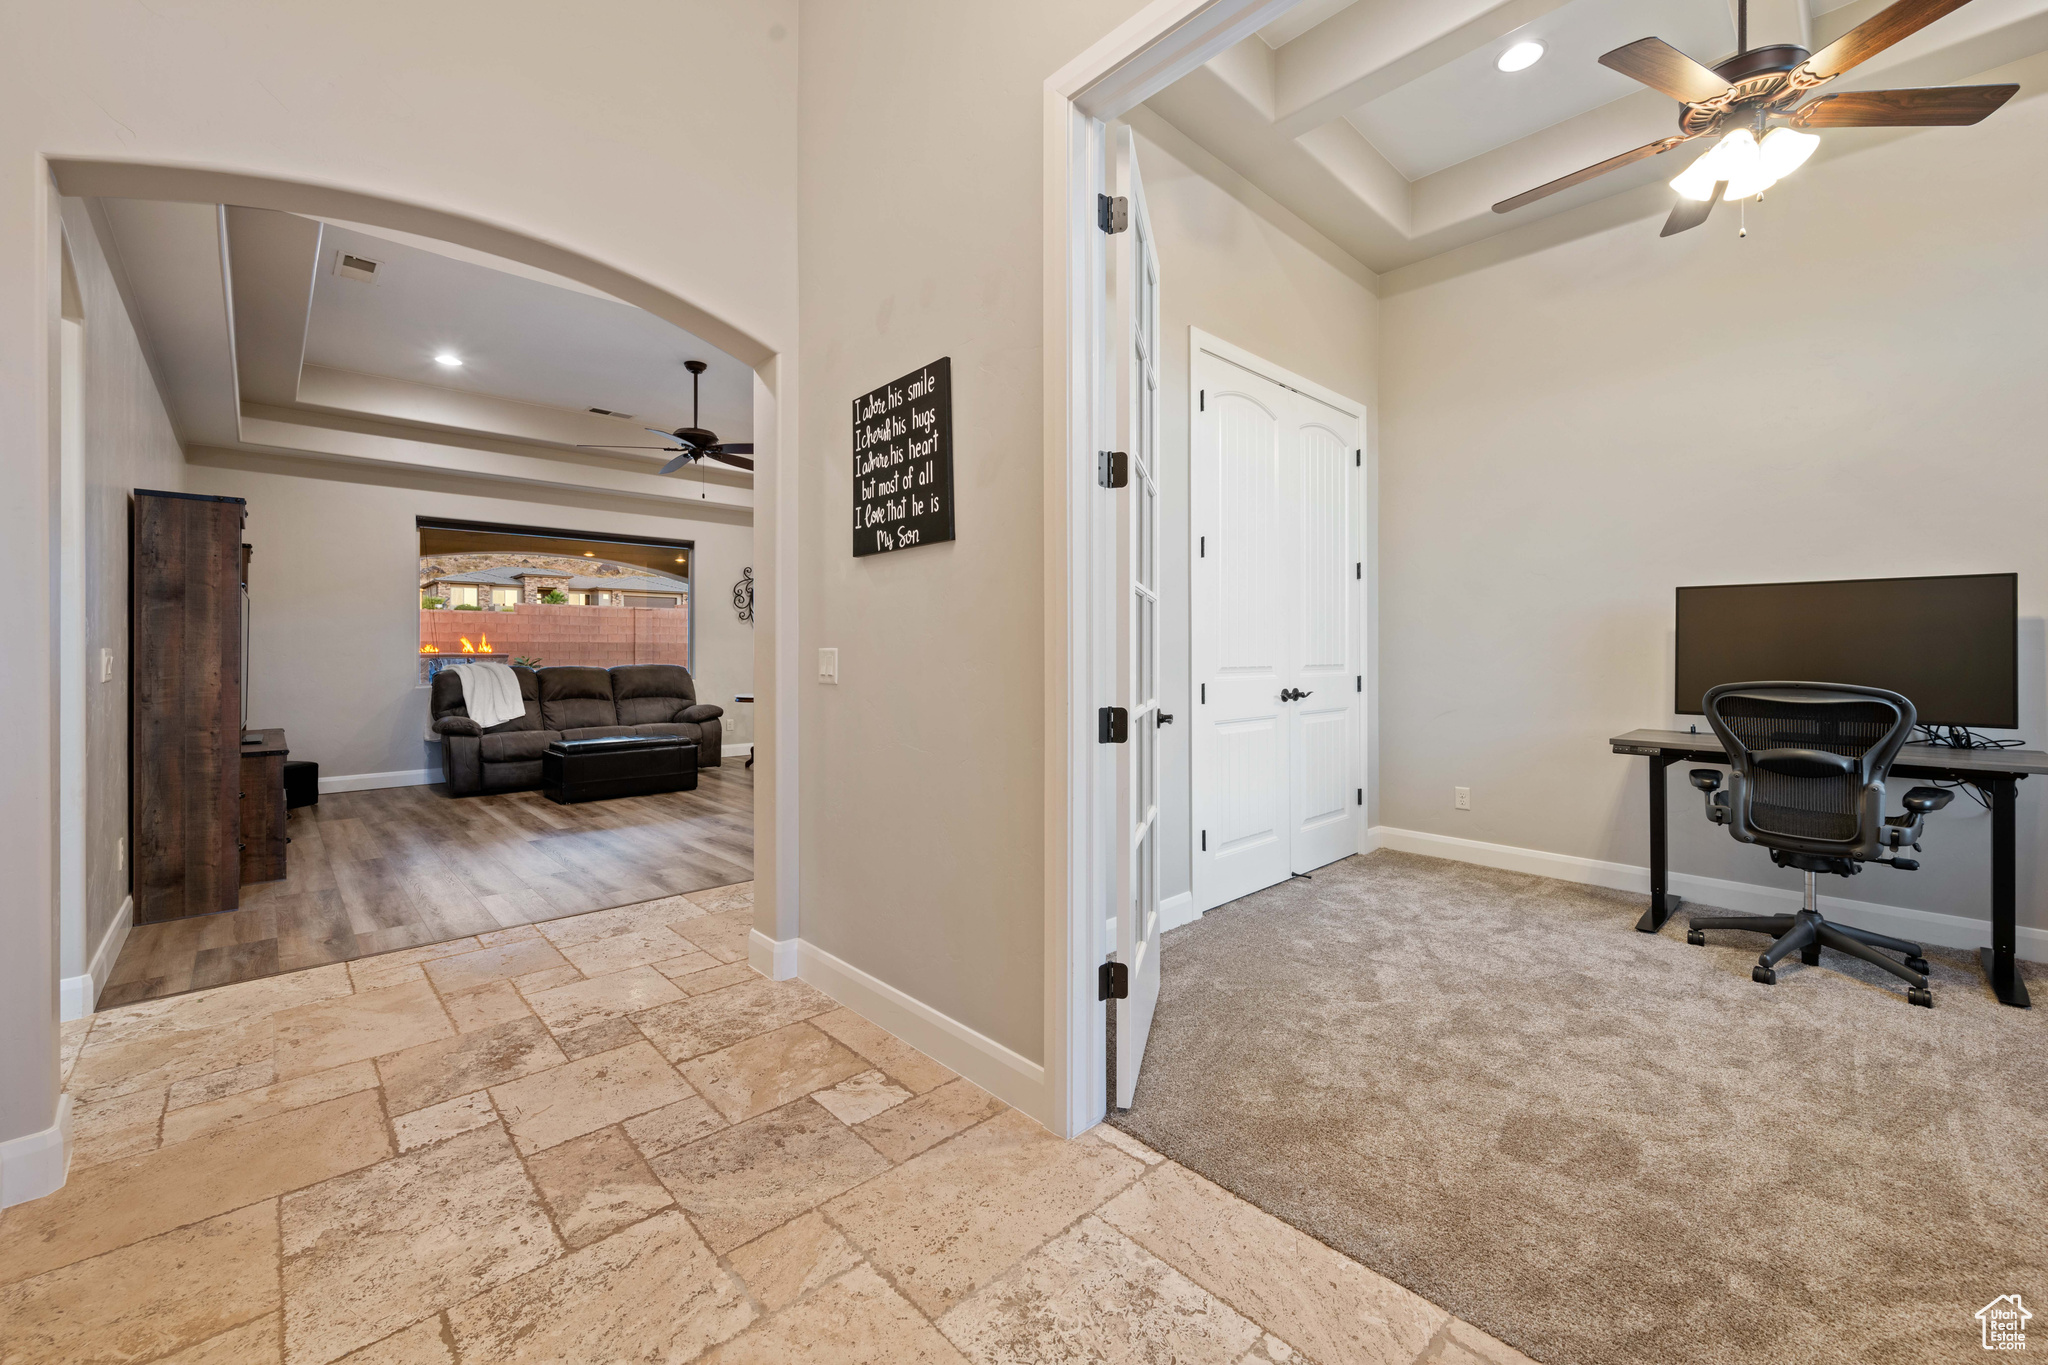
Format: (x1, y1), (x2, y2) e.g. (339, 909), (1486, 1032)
(1739, 197), (1747, 239)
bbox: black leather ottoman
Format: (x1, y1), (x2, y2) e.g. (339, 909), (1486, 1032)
(542, 736), (697, 804)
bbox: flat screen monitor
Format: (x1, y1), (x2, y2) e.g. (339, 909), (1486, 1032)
(1674, 573), (2018, 728)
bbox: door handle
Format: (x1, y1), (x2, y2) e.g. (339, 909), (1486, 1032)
(1156, 712), (1173, 726)
(1280, 688), (1314, 702)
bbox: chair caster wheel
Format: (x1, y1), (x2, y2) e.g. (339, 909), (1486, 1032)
(1905, 956), (1930, 975)
(1686, 929), (1706, 946)
(1753, 965), (1777, 986)
(1908, 987), (1933, 1008)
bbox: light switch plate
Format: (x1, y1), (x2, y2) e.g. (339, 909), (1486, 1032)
(818, 647), (839, 684)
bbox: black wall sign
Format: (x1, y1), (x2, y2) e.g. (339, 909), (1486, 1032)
(852, 357), (953, 557)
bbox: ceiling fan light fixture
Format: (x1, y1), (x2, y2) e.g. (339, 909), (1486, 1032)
(1497, 40), (1545, 72)
(1758, 126), (1821, 182)
(1670, 128), (1775, 201)
(434, 353), (463, 367)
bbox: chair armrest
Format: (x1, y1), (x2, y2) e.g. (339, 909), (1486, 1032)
(1901, 786), (1954, 814)
(680, 703), (723, 724)
(434, 716), (484, 737)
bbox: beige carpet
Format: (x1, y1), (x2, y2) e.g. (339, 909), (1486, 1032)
(1110, 850), (2048, 1365)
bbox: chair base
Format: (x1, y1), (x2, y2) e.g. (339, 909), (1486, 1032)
(1688, 907), (1933, 1006)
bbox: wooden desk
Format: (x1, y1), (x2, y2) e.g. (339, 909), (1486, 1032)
(1611, 728), (2047, 1008)
(239, 728), (289, 885)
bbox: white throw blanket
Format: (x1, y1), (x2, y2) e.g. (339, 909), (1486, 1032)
(448, 662), (525, 730)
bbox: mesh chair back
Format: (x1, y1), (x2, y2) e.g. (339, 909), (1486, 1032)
(1704, 683), (1915, 853)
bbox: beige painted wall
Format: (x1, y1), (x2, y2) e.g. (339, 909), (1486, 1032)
(794, 0), (1150, 1064)
(0, 0), (796, 1162)
(1133, 122), (1382, 906)
(1379, 78), (2048, 931)
(182, 455), (755, 783)
(58, 198), (187, 979)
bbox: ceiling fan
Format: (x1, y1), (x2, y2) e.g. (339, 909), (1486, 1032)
(579, 359), (754, 472)
(1492, 0), (2019, 236)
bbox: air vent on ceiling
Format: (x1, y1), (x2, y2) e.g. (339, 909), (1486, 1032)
(333, 251), (381, 283)
(587, 407), (636, 419)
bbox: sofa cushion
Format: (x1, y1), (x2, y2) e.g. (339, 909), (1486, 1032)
(481, 730), (557, 764)
(610, 664), (696, 727)
(431, 665), (542, 734)
(539, 666), (619, 732)
(560, 725), (634, 741)
(680, 703), (723, 724)
(630, 723), (690, 739)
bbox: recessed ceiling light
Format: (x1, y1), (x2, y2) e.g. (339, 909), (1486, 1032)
(434, 353), (463, 367)
(1497, 40), (1545, 72)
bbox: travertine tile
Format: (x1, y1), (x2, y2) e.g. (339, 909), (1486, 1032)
(824, 1108), (1142, 1317)
(392, 1092), (497, 1152)
(552, 926), (700, 977)
(280, 1125), (557, 1365)
(161, 1062), (380, 1146)
(0, 1090), (389, 1286)
(667, 961), (759, 996)
(272, 980), (452, 1080)
(854, 1078), (1006, 1164)
(421, 938), (570, 995)
(1092, 1124), (1165, 1166)
(633, 977), (838, 1063)
(0, 1201), (277, 1365)
(650, 950), (720, 981)
(675, 909), (752, 962)
(513, 964), (584, 994)
(65, 1013), (276, 1106)
(331, 1316), (454, 1364)
(812, 1069), (913, 1127)
(347, 941), (483, 994)
(726, 1212), (863, 1312)
(553, 1015), (648, 1061)
(938, 1215), (1264, 1365)
(440, 981), (531, 1034)
(650, 1098), (890, 1253)
(476, 924), (544, 948)
(620, 1095), (727, 1160)
(535, 898), (698, 948)
(166, 1057), (276, 1110)
(681, 882), (754, 916)
(447, 1211), (753, 1362)
(525, 1126), (674, 1249)
(69, 1085), (167, 1168)
(523, 964), (681, 1037)
(699, 1263), (964, 1365)
(679, 1022), (870, 1123)
(1436, 1319), (1541, 1365)
(490, 1041), (692, 1153)
(155, 1314), (282, 1364)
(90, 965), (350, 1045)
(1098, 1162), (1448, 1365)
(810, 1007), (956, 1094)
(375, 1017), (566, 1116)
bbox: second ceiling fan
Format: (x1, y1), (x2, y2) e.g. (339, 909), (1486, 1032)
(581, 359), (754, 473)
(1492, 0), (2019, 236)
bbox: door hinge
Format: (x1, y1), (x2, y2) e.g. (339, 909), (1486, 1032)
(1099, 450), (1128, 489)
(1097, 194), (1128, 234)
(1200, 683), (1206, 704)
(1199, 535), (1205, 558)
(1099, 960), (1129, 1000)
(1355, 562), (1361, 580)
(1098, 706), (1129, 743)
(1355, 448), (1361, 467)
(1200, 829), (1207, 851)
(1355, 675), (1361, 692)
(1199, 390), (1205, 412)
(1357, 787), (1364, 806)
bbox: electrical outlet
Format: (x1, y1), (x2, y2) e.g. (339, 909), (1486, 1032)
(818, 647), (839, 684)
(116, 836), (125, 871)
(1454, 786), (1471, 811)
(722, 717), (736, 734)
(99, 648), (113, 683)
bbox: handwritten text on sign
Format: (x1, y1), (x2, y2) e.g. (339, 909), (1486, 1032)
(853, 357), (954, 557)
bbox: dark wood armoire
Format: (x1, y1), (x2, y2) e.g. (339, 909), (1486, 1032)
(131, 489), (246, 924)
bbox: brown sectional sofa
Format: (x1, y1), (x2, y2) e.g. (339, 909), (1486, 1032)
(429, 663), (723, 795)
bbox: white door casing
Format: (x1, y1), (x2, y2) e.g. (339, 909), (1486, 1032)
(1191, 334), (1366, 914)
(1111, 123), (1163, 1110)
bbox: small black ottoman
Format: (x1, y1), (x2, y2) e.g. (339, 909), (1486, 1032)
(543, 736), (697, 804)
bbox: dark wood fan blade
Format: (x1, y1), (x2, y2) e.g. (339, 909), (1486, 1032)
(1660, 180), (1727, 237)
(705, 452), (755, 471)
(1793, 83), (2016, 126)
(576, 444), (687, 450)
(714, 443), (754, 455)
(1493, 136), (1693, 214)
(1599, 37), (1731, 104)
(1804, 0), (1976, 81)
(645, 427), (683, 440)
(658, 451), (698, 476)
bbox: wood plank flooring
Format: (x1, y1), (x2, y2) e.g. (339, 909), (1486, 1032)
(99, 763), (752, 1008)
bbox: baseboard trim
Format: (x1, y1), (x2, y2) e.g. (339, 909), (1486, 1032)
(1368, 825), (2048, 963)
(748, 928), (799, 981)
(0, 1094), (71, 1209)
(61, 895), (132, 1020)
(1159, 891), (1199, 933)
(320, 768), (440, 794)
(787, 938), (1046, 1115)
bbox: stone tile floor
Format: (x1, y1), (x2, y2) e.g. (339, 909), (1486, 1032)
(2, 882), (1534, 1365)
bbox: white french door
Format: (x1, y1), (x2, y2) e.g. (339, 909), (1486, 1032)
(1110, 124), (1162, 1110)
(1191, 337), (1364, 913)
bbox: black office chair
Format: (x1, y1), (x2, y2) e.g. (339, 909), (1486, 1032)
(1686, 681), (1952, 1007)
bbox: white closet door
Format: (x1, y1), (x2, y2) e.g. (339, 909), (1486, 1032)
(1191, 353), (1293, 906)
(1287, 403), (1359, 874)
